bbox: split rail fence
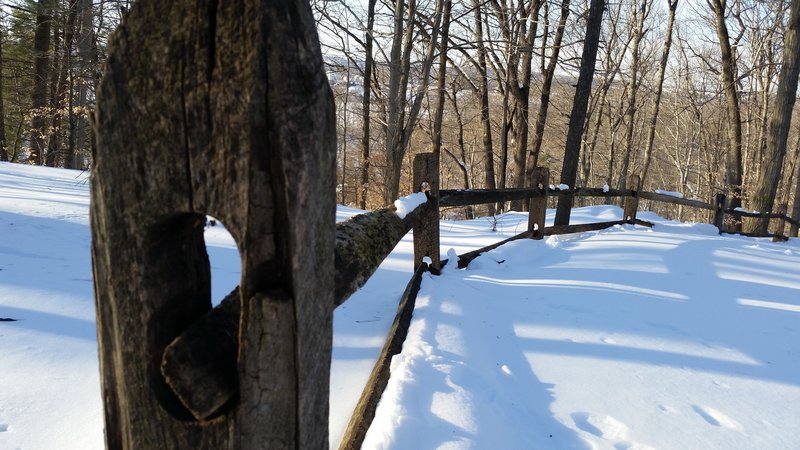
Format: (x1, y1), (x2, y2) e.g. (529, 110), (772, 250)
(335, 152), (799, 449)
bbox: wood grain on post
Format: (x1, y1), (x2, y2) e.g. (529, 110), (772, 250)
(527, 167), (549, 239)
(413, 152), (441, 272)
(623, 175), (641, 222)
(158, 202), (433, 421)
(773, 203), (788, 242)
(713, 193), (727, 232)
(91, 1), (335, 448)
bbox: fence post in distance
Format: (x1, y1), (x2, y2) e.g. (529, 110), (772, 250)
(773, 203), (788, 242)
(413, 152), (441, 273)
(623, 175), (641, 223)
(527, 167), (549, 239)
(713, 193), (727, 233)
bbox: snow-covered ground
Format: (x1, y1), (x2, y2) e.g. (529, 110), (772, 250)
(1, 162), (799, 449)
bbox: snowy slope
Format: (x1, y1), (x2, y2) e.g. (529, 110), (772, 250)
(0, 162), (524, 449)
(1, 162), (799, 450)
(363, 212), (800, 449)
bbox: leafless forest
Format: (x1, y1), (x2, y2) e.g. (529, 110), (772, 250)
(315, 0), (800, 234)
(2, 0), (799, 234)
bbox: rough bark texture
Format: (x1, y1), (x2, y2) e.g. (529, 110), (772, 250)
(508, 0), (542, 212)
(618, 2), (647, 192)
(161, 287), (241, 420)
(431, 0), (451, 158)
(622, 175), (640, 222)
(29, 0), (53, 166)
(0, 28), (7, 161)
(413, 153), (441, 270)
(554, 0), (605, 225)
(713, 193), (727, 232)
(527, 167), (549, 239)
(710, 0), (744, 220)
(746, 0), (800, 234)
(158, 201), (431, 418)
(335, 204), (429, 304)
(91, 1), (335, 448)
(526, 0), (570, 172)
(640, 0), (678, 185)
(383, 0), (444, 204)
(472, 0), (496, 214)
(792, 179), (800, 236)
(359, 0), (377, 209)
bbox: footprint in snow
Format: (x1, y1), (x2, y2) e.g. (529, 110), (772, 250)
(692, 405), (742, 431)
(572, 412), (654, 450)
(712, 379), (730, 389)
(615, 441), (656, 450)
(571, 412), (629, 440)
(0, 423), (8, 432)
(657, 404), (678, 414)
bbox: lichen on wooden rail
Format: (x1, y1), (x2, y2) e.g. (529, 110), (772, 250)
(335, 202), (430, 305)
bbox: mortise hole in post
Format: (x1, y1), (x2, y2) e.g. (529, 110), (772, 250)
(420, 181), (431, 192)
(143, 213), (243, 422)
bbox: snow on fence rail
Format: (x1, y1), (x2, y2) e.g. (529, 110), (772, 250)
(336, 152), (799, 449)
(143, 150), (798, 450)
(148, 150), (799, 449)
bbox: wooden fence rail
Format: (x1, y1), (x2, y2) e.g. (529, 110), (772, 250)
(338, 155), (798, 449)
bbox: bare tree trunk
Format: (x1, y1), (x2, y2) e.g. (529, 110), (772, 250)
(641, 0), (679, 185)
(359, 0), (377, 210)
(472, 0), (496, 214)
(709, 0), (744, 228)
(431, 0), (452, 157)
(527, 0), (570, 172)
(581, 2), (630, 190)
(384, 0), (408, 203)
(746, 0), (800, 234)
(445, 88), (474, 219)
(555, 0), (606, 225)
(509, 0), (542, 212)
(618, 1), (649, 192)
(0, 28), (7, 162)
(47, 1), (79, 168)
(29, 0), (53, 166)
(384, 0), (445, 204)
(70, 0), (94, 169)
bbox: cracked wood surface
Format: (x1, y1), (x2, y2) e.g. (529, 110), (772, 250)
(91, 0), (335, 448)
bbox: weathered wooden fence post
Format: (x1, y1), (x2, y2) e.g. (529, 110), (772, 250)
(623, 175), (641, 222)
(713, 193), (727, 233)
(527, 167), (549, 239)
(413, 152), (441, 272)
(773, 203), (788, 242)
(91, 1), (335, 448)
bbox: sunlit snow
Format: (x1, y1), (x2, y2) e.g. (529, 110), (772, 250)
(1, 162), (799, 450)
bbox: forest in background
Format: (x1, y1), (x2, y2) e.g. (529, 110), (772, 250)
(0, 0), (129, 169)
(1, 0), (799, 234)
(315, 0), (800, 234)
